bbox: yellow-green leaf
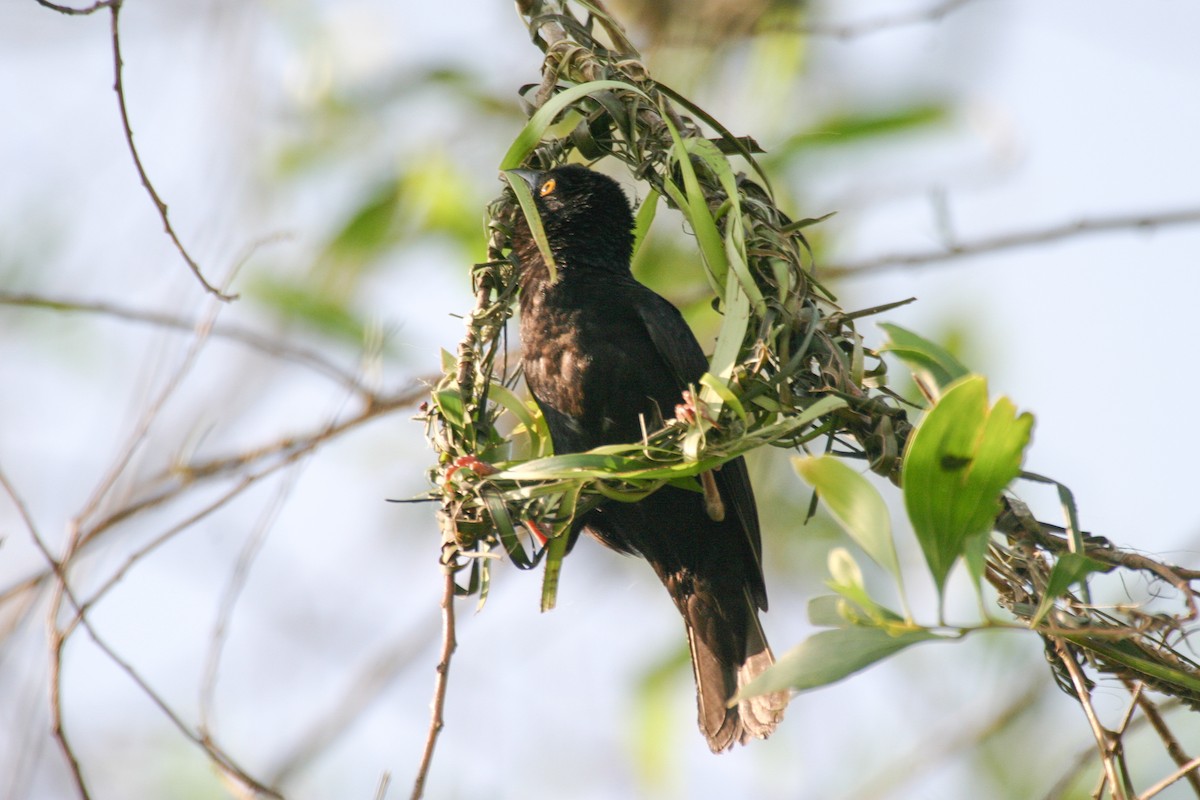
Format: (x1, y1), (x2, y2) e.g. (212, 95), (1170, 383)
(795, 455), (901, 582)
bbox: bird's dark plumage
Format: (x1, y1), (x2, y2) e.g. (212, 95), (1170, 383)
(511, 164), (787, 751)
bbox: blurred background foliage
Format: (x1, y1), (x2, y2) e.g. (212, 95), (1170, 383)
(2, 1), (1199, 799)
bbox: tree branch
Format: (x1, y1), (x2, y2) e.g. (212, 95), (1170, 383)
(34, 0), (116, 14)
(1133, 690), (1200, 796)
(824, 208), (1200, 278)
(0, 290), (370, 395)
(1139, 755), (1200, 800)
(0, 380), (428, 614)
(0, 466), (93, 800)
(107, 0), (235, 300)
(1054, 639), (1131, 800)
(410, 569), (457, 800)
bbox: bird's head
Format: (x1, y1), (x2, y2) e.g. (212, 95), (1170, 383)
(510, 164), (635, 273)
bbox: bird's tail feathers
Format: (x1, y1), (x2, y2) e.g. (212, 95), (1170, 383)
(685, 593), (788, 752)
(733, 611), (788, 742)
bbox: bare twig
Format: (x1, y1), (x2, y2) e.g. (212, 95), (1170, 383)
(199, 468), (299, 735)
(375, 772), (392, 800)
(70, 601), (283, 797)
(1140, 755), (1200, 800)
(74, 283), (222, 531)
(34, 0), (116, 14)
(410, 570), (457, 800)
(0, 290), (369, 394)
(76, 466), (287, 627)
(48, 611), (91, 800)
(1133, 691), (1200, 796)
(0, 466), (93, 800)
(779, 0), (975, 39)
(824, 208), (1200, 278)
(3, 461), (282, 798)
(107, 0), (234, 300)
(0, 381), (428, 612)
(1040, 701), (1184, 800)
(1054, 639), (1130, 800)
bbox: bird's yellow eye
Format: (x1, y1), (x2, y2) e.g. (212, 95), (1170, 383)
(539, 178), (557, 196)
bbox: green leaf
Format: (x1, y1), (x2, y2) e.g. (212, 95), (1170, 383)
(737, 626), (942, 698)
(698, 372), (747, 424)
(651, 80), (774, 191)
(776, 104), (948, 156)
(902, 375), (1034, 595)
(439, 348), (456, 374)
(824, 547), (906, 627)
(503, 170), (558, 284)
(540, 518), (571, 612)
(781, 211), (836, 233)
(433, 388), (466, 431)
(488, 382), (552, 459)
(500, 79), (651, 170)
(807, 595), (850, 627)
(632, 189), (659, 259)
(682, 136), (766, 313)
(827, 546), (864, 590)
(1030, 553), (1114, 627)
(658, 104), (729, 293)
(687, 267), (749, 457)
(483, 491), (530, 569)
(879, 323), (970, 400)
(794, 455), (901, 583)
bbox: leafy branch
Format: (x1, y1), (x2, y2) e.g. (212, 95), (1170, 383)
(425, 0), (912, 613)
(422, 1), (1200, 797)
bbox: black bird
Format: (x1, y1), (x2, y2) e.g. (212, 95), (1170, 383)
(510, 163), (788, 751)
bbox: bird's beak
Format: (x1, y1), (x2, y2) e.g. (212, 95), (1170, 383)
(507, 168), (542, 190)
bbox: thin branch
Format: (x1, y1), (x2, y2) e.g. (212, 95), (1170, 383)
(410, 570), (457, 800)
(34, 0), (116, 14)
(375, 772), (392, 800)
(199, 469), (298, 735)
(1140, 755), (1200, 800)
(0, 290), (370, 394)
(4, 459), (281, 797)
(168, 384), (427, 486)
(824, 208), (1200, 278)
(107, 0), (234, 301)
(1133, 691), (1200, 796)
(74, 284), (221, 531)
(0, 381), (428, 612)
(73, 393), (373, 621)
(1054, 639), (1130, 800)
(778, 0), (975, 39)
(75, 466), (283, 627)
(1041, 701), (1184, 800)
(69, 601), (283, 797)
(0, 465), (93, 800)
(48, 609), (91, 800)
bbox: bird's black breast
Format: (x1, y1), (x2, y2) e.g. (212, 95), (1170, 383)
(519, 274), (687, 454)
